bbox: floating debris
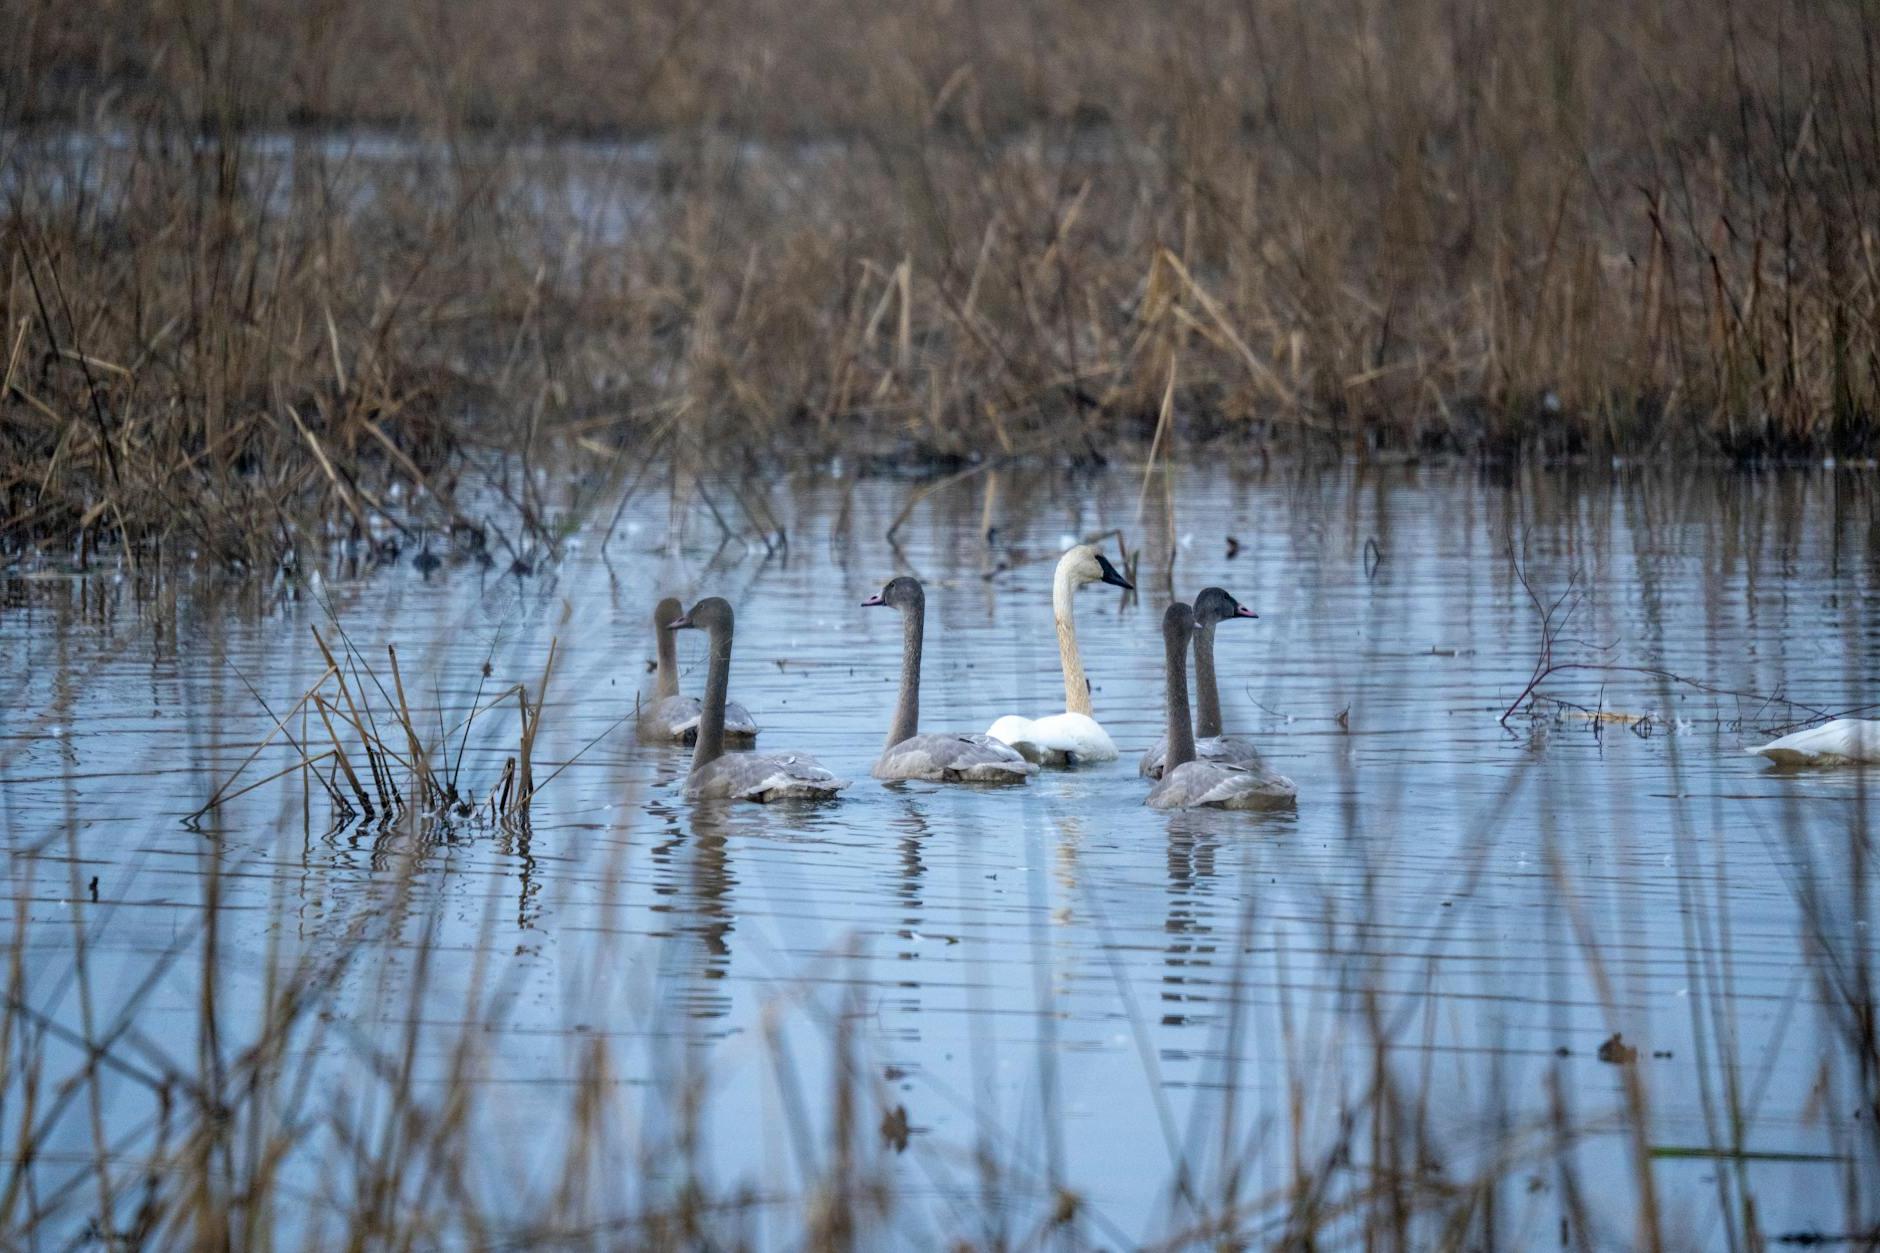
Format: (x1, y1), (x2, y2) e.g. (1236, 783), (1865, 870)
(1597, 1033), (1638, 1065)
(879, 1104), (910, 1153)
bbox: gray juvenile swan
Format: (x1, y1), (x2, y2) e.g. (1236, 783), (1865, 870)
(1145, 602), (1297, 811)
(638, 596), (759, 744)
(669, 597), (850, 802)
(1139, 586), (1265, 779)
(863, 577), (1037, 783)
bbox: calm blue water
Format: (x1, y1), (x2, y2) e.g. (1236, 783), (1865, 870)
(4, 460), (1877, 1247)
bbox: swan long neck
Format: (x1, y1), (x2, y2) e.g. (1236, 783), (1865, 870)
(1193, 623), (1222, 739)
(691, 620), (733, 773)
(654, 615), (680, 700)
(888, 593), (924, 750)
(1052, 563), (1093, 717)
(1163, 612), (1197, 770)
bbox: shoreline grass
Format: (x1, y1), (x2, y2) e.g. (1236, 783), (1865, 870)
(4, 0), (1878, 566)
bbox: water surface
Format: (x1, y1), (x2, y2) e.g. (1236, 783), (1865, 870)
(4, 460), (1876, 1247)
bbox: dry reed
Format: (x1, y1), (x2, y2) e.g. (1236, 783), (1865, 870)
(6, 0), (1879, 568)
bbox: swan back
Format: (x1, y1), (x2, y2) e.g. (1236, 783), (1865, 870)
(687, 752), (852, 801)
(639, 695), (759, 743)
(1146, 759), (1298, 810)
(1139, 732), (1264, 780)
(874, 733), (1035, 782)
(1749, 718), (1880, 765)
(986, 712), (1117, 765)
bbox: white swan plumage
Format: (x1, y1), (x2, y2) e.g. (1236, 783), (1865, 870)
(985, 544), (1133, 766)
(986, 712), (1117, 764)
(1748, 719), (1880, 766)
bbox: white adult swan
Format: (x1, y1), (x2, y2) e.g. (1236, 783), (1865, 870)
(1748, 719), (1880, 766)
(637, 596), (759, 744)
(1145, 602), (1297, 810)
(863, 577), (1037, 783)
(1139, 586), (1266, 779)
(986, 543), (1134, 765)
(668, 597), (850, 802)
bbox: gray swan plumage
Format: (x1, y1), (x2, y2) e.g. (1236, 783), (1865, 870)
(638, 596), (758, 744)
(669, 597), (849, 802)
(1145, 602), (1297, 811)
(1139, 586), (1265, 779)
(864, 577), (1036, 783)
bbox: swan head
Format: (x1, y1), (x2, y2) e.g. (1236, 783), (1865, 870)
(1163, 600), (1196, 642)
(669, 596), (733, 633)
(653, 596), (686, 629)
(862, 575), (923, 611)
(1194, 586), (1256, 627)
(1060, 544), (1134, 591)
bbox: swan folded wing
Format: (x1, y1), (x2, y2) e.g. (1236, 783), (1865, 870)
(639, 694), (703, 740)
(985, 716), (1040, 755)
(1146, 760), (1297, 810)
(1197, 762), (1297, 810)
(665, 699), (760, 741)
(1748, 718), (1880, 765)
(985, 717), (1053, 764)
(641, 696), (756, 739)
(1139, 732), (1265, 779)
(875, 733), (1037, 782)
(687, 752), (851, 801)
(1748, 737), (1834, 766)
(986, 712), (1118, 765)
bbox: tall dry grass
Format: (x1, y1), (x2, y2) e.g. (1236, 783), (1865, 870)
(3, 0), (1879, 565)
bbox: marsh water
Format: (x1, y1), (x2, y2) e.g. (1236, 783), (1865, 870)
(5, 459), (1879, 1247)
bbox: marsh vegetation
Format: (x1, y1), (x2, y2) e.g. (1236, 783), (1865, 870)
(6, 462), (1880, 1248)
(4, 0), (1880, 1246)
(4, 0), (1880, 569)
